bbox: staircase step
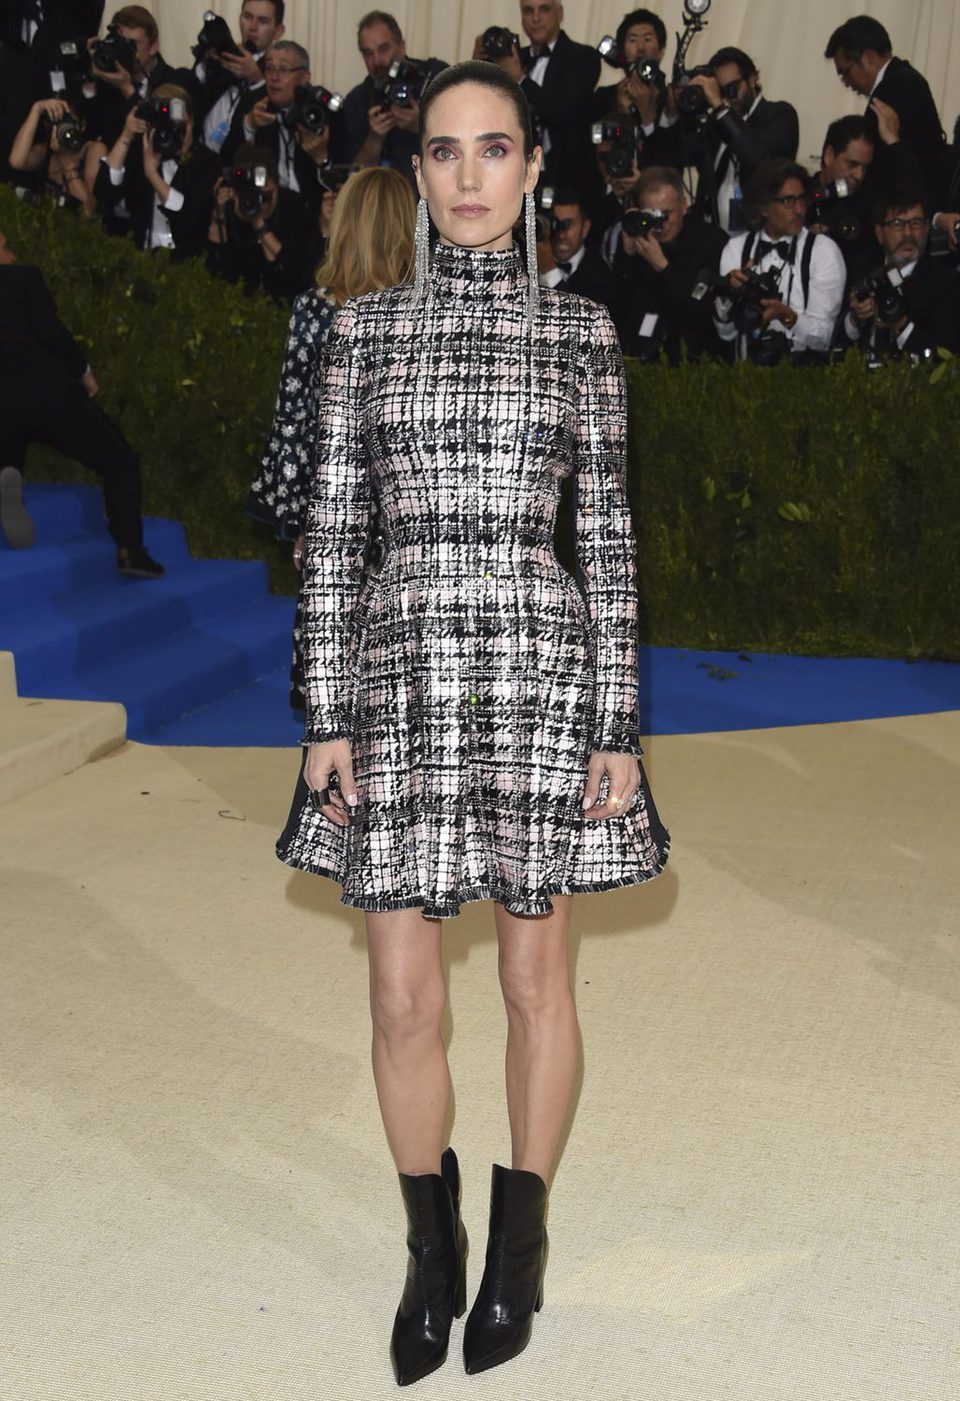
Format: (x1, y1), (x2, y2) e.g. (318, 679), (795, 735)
(18, 482), (108, 545)
(46, 593), (296, 737)
(148, 667), (305, 746)
(0, 517), (190, 608)
(5, 557), (272, 693)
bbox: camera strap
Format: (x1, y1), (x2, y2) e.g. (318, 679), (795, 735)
(741, 230), (818, 310)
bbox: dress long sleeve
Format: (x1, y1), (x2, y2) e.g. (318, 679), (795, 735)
(573, 305), (644, 755)
(300, 299), (371, 744)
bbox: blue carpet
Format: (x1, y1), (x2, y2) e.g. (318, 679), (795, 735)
(3, 484), (959, 746)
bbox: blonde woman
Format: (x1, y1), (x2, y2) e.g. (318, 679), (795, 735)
(248, 165), (415, 707)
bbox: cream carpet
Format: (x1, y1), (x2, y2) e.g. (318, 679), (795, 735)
(2, 715), (958, 1400)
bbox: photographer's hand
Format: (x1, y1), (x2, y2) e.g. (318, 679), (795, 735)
(624, 72), (658, 124)
(81, 369), (100, 398)
(496, 41), (524, 85)
(390, 98), (420, 133)
(217, 48), (262, 85)
(106, 109), (147, 170)
(634, 231), (668, 270)
(688, 72), (724, 111)
(849, 289), (877, 323)
(296, 123), (329, 164)
(37, 98), (71, 123)
(88, 39), (135, 98)
(726, 262), (754, 291)
(355, 105), (393, 165)
(869, 97), (900, 146)
(248, 96), (277, 129)
(760, 298), (797, 329)
(934, 211), (960, 249)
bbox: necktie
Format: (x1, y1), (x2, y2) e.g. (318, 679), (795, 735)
(756, 239), (792, 261)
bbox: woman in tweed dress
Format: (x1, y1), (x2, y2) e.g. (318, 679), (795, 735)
(277, 62), (669, 1384)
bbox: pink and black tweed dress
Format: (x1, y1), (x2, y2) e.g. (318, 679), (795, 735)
(278, 242), (669, 918)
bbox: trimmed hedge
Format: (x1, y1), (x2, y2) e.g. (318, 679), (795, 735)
(4, 184), (959, 659)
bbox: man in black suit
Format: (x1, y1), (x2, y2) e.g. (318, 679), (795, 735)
(83, 6), (186, 150)
(0, 0), (104, 99)
(0, 228), (162, 574)
(478, 1), (600, 194)
(616, 166), (729, 362)
(838, 187), (960, 358)
(334, 11), (445, 193)
(206, 143), (315, 302)
(189, 0), (285, 154)
(222, 39), (332, 222)
(824, 16), (945, 203)
(538, 187), (624, 338)
(94, 84), (219, 258)
(667, 46), (799, 233)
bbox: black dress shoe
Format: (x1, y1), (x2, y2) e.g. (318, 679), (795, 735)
(117, 545), (164, 578)
(462, 1164), (547, 1375)
(390, 1146), (468, 1386)
(0, 467), (34, 549)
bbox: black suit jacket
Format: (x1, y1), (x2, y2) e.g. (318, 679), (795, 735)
(205, 187), (315, 302)
(1, 0), (104, 71)
(667, 95), (799, 221)
(0, 263), (87, 381)
(869, 57), (944, 201)
(94, 143), (220, 258)
(840, 250), (960, 356)
(619, 214), (730, 362)
(558, 247), (625, 340)
(520, 31), (601, 192)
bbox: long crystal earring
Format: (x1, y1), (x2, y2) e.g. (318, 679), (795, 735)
(413, 197), (431, 305)
(524, 190), (539, 325)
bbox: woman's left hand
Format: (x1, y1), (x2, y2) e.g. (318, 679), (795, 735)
(581, 751), (639, 820)
(292, 533), (306, 571)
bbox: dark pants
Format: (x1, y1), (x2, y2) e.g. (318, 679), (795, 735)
(0, 376), (143, 548)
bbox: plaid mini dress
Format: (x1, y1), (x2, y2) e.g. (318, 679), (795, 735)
(277, 242), (669, 918)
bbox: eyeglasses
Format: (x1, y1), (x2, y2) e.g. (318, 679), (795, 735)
(264, 63), (305, 76)
(880, 216), (928, 231)
(770, 194), (809, 208)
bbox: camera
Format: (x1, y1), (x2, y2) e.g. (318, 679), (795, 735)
(852, 266), (907, 326)
(481, 26), (519, 59)
(675, 66), (742, 119)
(38, 111), (86, 154)
(91, 23), (138, 75)
(810, 181), (861, 243)
(221, 159), (269, 217)
(596, 36), (662, 85)
(192, 11), (242, 62)
(623, 207), (668, 238)
(747, 328), (792, 366)
(591, 116), (639, 179)
(376, 59), (428, 112)
(725, 266), (781, 334)
(59, 38), (94, 81)
(136, 95), (188, 158)
(321, 162), (360, 194)
(281, 84), (343, 133)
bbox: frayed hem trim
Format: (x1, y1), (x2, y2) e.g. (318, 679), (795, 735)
(276, 834), (671, 920)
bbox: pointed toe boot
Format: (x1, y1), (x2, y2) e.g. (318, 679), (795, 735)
(462, 1164), (548, 1375)
(390, 1146), (468, 1386)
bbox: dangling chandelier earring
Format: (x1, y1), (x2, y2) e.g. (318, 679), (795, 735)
(524, 190), (540, 326)
(412, 197), (431, 306)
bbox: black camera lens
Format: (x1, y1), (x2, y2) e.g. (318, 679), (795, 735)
(482, 26), (518, 58)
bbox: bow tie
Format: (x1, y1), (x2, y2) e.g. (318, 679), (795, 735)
(555, 260), (573, 275)
(757, 238), (792, 262)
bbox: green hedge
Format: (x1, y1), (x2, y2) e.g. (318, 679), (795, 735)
(4, 184), (959, 659)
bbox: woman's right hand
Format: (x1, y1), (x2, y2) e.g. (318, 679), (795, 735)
(304, 739), (357, 826)
(35, 98), (70, 122)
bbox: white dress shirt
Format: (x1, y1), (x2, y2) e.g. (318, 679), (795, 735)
(526, 39), (556, 160)
(716, 226), (846, 357)
(108, 157), (184, 248)
(868, 59), (892, 99)
(843, 258), (919, 350)
(540, 242), (586, 288)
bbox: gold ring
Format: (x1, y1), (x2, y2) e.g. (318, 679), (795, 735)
(610, 794), (623, 808)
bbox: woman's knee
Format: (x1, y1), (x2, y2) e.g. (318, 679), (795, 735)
(498, 945), (572, 1023)
(370, 971), (446, 1044)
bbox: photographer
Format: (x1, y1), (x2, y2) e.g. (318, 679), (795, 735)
(587, 112), (645, 259)
(537, 187), (623, 336)
(670, 47), (799, 232)
(715, 158), (845, 364)
(475, 1), (599, 193)
(94, 85), (218, 257)
(825, 16), (944, 203)
(334, 12), (445, 192)
(1, 1), (104, 98)
(590, 8), (677, 170)
(222, 40), (336, 222)
(8, 96), (98, 214)
(838, 188), (960, 359)
(83, 7), (184, 149)
(617, 166), (729, 362)
(206, 142), (314, 301)
(0, 226), (162, 576)
(190, 0), (284, 154)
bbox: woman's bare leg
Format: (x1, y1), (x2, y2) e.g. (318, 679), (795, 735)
(494, 895), (581, 1184)
(366, 907), (450, 1175)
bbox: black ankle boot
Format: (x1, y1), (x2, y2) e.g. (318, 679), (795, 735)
(462, 1164), (548, 1375)
(390, 1146), (468, 1386)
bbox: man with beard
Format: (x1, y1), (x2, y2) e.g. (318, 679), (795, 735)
(839, 188), (960, 357)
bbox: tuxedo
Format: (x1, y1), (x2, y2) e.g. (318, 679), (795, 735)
(666, 95), (799, 226)
(0, 263), (143, 547)
(519, 30), (600, 193)
(547, 246), (625, 341)
(868, 57), (944, 201)
(838, 250), (960, 357)
(94, 142), (220, 258)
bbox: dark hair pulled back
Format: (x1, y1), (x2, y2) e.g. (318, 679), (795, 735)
(418, 60), (536, 160)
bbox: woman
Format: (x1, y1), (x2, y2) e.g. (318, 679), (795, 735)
(248, 166), (416, 707)
(277, 62), (670, 1382)
(8, 98), (99, 215)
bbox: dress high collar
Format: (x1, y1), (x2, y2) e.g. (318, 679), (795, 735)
(431, 242), (527, 301)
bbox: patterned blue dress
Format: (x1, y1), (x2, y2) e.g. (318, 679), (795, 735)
(278, 244), (669, 918)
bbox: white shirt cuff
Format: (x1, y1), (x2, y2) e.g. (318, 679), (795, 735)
(844, 311), (859, 340)
(641, 121), (655, 137)
(162, 188), (185, 212)
(108, 164), (124, 185)
(540, 266), (565, 288)
(896, 321), (915, 349)
(243, 119), (255, 141)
